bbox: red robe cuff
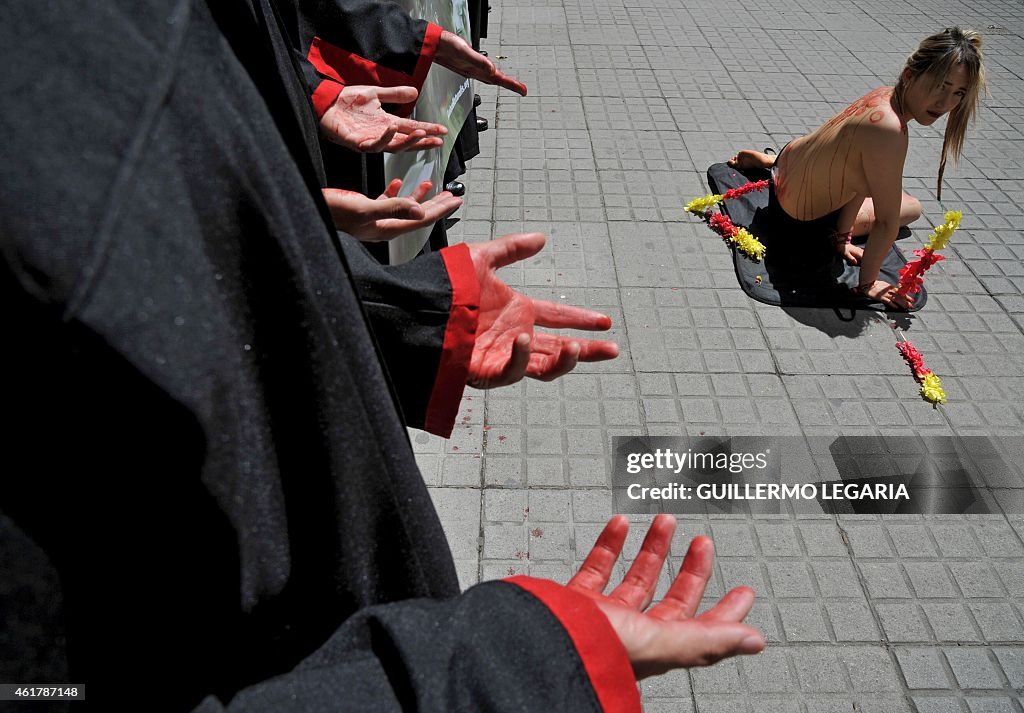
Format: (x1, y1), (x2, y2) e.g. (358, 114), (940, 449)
(423, 243), (479, 437)
(505, 576), (642, 713)
(307, 22), (443, 118)
(311, 79), (345, 119)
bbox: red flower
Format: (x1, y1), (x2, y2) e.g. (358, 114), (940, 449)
(707, 212), (738, 238)
(912, 248), (945, 267)
(896, 341), (926, 373)
(896, 248), (945, 296)
(722, 180), (769, 201)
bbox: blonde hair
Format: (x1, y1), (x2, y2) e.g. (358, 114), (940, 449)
(893, 27), (986, 200)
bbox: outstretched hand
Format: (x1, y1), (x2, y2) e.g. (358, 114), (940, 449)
(434, 31), (528, 96)
(570, 515), (765, 679)
(320, 85), (447, 153)
(466, 233), (618, 388)
(324, 179), (462, 242)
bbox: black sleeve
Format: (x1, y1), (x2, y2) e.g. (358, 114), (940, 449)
(338, 235), (478, 437)
(192, 580), (630, 713)
(1, 4), (640, 713)
(277, 0), (442, 118)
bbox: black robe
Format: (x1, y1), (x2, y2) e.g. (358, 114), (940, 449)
(281, 0), (442, 118)
(280, 0), (470, 259)
(0, 1), (638, 711)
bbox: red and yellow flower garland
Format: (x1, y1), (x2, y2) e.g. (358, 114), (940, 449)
(895, 340), (947, 405)
(686, 184), (959, 406)
(896, 210), (961, 297)
(891, 210), (961, 405)
(685, 180), (769, 261)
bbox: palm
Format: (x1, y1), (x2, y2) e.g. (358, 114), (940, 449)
(325, 90), (392, 148)
(587, 594), (756, 676)
(465, 234), (619, 388)
(319, 86), (447, 153)
(569, 515), (764, 679)
(323, 180), (462, 242)
(470, 281), (533, 386)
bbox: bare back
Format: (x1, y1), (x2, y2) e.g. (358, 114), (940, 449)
(775, 87), (909, 221)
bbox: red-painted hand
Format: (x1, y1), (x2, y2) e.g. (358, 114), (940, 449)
(466, 233), (617, 388)
(320, 85), (447, 153)
(434, 31), (528, 96)
(569, 515), (765, 679)
(323, 179), (462, 242)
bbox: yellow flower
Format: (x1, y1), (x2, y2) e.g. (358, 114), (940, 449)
(731, 228), (766, 261)
(685, 194), (723, 215)
(919, 372), (947, 405)
(925, 209), (962, 251)
(927, 226), (952, 251)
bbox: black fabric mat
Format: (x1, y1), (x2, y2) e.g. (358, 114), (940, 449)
(706, 162), (925, 312)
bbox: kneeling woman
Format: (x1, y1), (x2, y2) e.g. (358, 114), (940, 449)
(730, 27), (985, 309)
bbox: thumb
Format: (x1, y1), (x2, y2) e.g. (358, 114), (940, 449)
(322, 188), (368, 227)
(356, 122), (399, 152)
(373, 85), (419, 105)
(630, 622), (765, 678)
(372, 197), (425, 221)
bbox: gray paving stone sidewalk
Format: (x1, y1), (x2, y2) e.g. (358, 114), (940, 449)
(421, 0), (1024, 709)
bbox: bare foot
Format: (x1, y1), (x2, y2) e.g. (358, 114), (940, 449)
(838, 242), (864, 265)
(853, 279), (914, 310)
(727, 149), (776, 170)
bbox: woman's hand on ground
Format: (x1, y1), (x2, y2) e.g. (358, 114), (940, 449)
(854, 279), (914, 309)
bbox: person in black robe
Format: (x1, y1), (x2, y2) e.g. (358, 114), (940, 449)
(282, 0), (526, 258)
(0, 1), (763, 710)
(279, 0), (525, 125)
